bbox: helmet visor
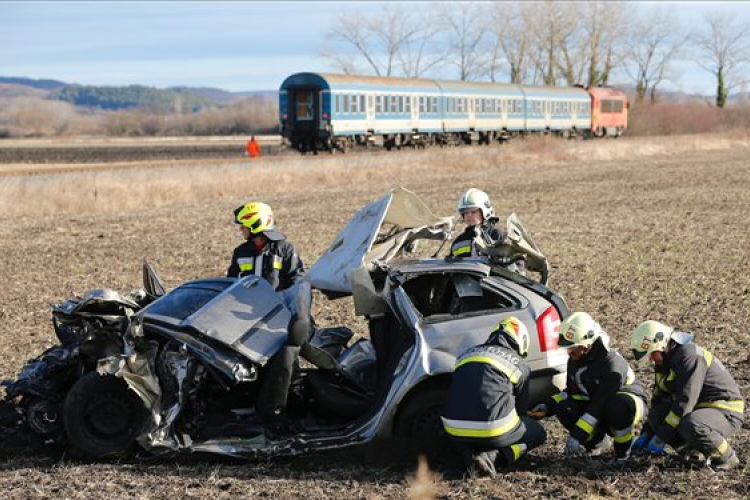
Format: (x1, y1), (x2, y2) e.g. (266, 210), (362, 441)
(631, 348), (648, 362)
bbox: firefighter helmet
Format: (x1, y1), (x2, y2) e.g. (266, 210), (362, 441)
(558, 312), (602, 348)
(488, 316), (530, 358)
(631, 320), (673, 365)
(233, 202), (275, 235)
(457, 188), (495, 220)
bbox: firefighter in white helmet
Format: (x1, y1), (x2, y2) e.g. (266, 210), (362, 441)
(629, 320), (744, 470)
(529, 312), (647, 459)
(450, 188), (501, 259)
(442, 316), (547, 478)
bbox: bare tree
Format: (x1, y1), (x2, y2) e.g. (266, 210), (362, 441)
(322, 12), (384, 75)
(692, 12), (750, 107)
(320, 5), (445, 78)
(396, 10), (446, 78)
(487, 2), (533, 83)
(622, 8), (685, 103)
(578, 1), (629, 86)
(437, 2), (489, 81)
(525, 1), (580, 85)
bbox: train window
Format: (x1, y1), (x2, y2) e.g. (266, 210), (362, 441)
(367, 95), (373, 112)
(375, 96), (383, 114)
(419, 97), (426, 113)
(334, 95), (340, 114)
(343, 95), (350, 113)
(296, 90), (314, 120)
(405, 96), (411, 113)
(360, 95), (366, 113)
(601, 99), (624, 113)
(430, 97), (437, 113)
(351, 95), (358, 114)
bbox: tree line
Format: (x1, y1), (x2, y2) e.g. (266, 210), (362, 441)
(319, 1), (750, 107)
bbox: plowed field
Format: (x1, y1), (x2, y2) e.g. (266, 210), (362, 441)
(0, 136), (748, 499)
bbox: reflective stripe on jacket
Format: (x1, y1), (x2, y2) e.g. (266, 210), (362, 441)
(545, 337), (647, 443)
(227, 233), (304, 291)
(450, 224), (502, 258)
(653, 341), (744, 444)
(441, 336), (530, 443)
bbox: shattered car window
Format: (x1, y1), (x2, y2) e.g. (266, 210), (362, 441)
(144, 283), (231, 321)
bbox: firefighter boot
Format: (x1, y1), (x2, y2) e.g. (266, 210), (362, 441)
(712, 450), (740, 471)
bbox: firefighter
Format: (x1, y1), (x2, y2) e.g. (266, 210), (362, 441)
(629, 320), (744, 470)
(529, 312), (648, 459)
(450, 188), (501, 258)
(442, 316), (547, 478)
(228, 201), (304, 291)
(246, 136), (261, 158)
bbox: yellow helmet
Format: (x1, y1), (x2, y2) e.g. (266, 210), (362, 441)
(457, 188), (495, 220)
(558, 312), (601, 349)
(631, 320), (673, 365)
(488, 316), (530, 357)
(233, 202), (275, 235)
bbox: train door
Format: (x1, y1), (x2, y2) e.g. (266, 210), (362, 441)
(287, 88), (319, 149)
(366, 94), (375, 131)
(410, 95), (418, 129)
(544, 100), (551, 129)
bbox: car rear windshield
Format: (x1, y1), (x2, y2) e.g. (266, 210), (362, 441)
(144, 283), (231, 321)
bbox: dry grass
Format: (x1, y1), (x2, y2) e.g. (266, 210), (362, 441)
(2, 132), (750, 219)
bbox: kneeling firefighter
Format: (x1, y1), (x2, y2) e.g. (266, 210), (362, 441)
(529, 312), (648, 459)
(441, 316), (546, 477)
(629, 320), (744, 470)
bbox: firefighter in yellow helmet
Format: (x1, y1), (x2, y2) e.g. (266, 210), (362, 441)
(441, 316), (547, 478)
(529, 312), (647, 460)
(629, 320), (744, 470)
(228, 201), (304, 291)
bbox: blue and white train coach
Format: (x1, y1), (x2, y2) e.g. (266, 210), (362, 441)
(279, 72), (594, 153)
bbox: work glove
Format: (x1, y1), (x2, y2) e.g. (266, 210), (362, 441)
(527, 403), (550, 420)
(645, 436), (667, 456)
(630, 433), (651, 455)
(564, 436), (587, 457)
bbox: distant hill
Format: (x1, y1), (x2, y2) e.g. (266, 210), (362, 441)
(0, 83), (49, 99)
(0, 76), (67, 90)
(170, 86), (277, 104)
(52, 84), (215, 112)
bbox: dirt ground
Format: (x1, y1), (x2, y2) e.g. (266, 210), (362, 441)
(0, 138), (748, 498)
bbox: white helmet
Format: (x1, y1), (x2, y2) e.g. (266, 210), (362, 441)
(457, 188), (494, 220)
(631, 320), (674, 365)
(558, 312), (602, 349)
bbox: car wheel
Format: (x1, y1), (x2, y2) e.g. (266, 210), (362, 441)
(394, 386), (449, 451)
(63, 373), (148, 459)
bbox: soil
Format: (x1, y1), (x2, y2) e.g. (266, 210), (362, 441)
(0, 140), (748, 499)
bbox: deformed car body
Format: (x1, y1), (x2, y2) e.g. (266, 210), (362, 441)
(2, 187), (568, 459)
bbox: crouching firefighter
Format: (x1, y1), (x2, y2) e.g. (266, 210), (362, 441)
(528, 312), (647, 460)
(629, 320), (744, 470)
(441, 316), (546, 478)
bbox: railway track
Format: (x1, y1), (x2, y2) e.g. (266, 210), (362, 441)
(0, 138), (467, 177)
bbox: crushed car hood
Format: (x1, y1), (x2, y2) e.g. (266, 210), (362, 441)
(306, 187), (453, 294)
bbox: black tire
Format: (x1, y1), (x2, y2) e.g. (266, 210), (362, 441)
(394, 385), (449, 451)
(63, 373), (148, 459)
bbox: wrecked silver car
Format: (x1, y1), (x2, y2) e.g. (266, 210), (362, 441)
(2, 187), (568, 459)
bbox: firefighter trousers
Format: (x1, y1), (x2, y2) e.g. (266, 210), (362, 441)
(453, 416), (547, 468)
(556, 393), (646, 458)
(647, 400), (743, 461)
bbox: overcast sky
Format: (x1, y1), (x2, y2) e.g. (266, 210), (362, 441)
(3, 1), (750, 95)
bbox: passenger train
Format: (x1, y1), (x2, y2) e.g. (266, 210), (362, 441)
(279, 72), (628, 153)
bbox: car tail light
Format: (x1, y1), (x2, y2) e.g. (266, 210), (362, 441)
(536, 306), (561, 352)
